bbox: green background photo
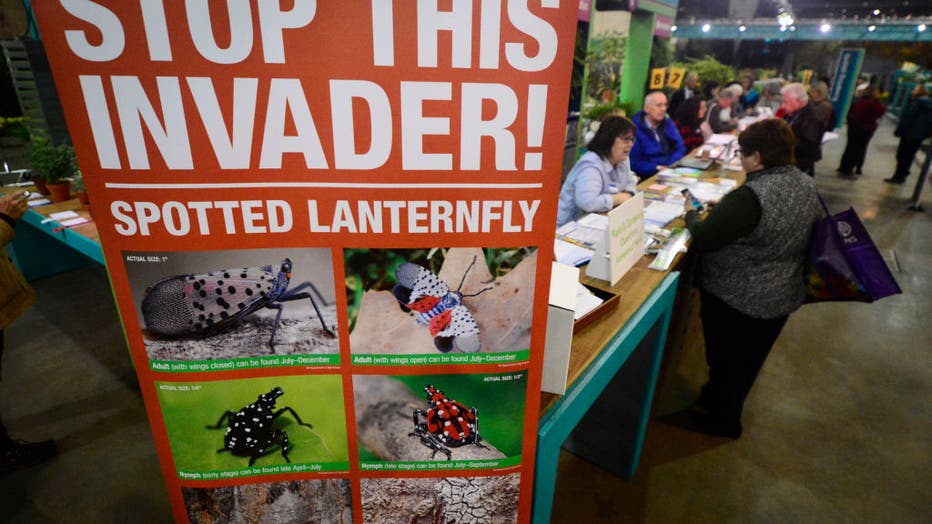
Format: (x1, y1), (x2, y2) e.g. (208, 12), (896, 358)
(156, 375), (348, 472)
(358, 372), (528, 461)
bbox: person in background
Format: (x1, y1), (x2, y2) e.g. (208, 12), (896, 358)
(679, 118), (822, 439)
(556, 116), (638, 226)
(706, 89), (738, 133)
(759, 79), (784, 115)
(808, 81), (837, 133)
(722, 82), (743, 114)
(702, 81), (721, 102)
(780, 83), (824, 175)
(668, 71), (699, 117)
(886, 84), (932, 184)
(629, 92), (686, 179)
(1, 191), (57, 473)
(837, 84), (885, 176)
(674, 96), (709, 153)
(739, 76), (760, 113)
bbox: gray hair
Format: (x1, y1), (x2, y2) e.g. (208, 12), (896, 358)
(644, 91), (667, 106)
(781, 82), (809, 103)
(764, 79), (783, 96)
(718, 88), (736, 101)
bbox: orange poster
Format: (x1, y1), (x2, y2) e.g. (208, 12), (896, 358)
(33, 1), (577, 523)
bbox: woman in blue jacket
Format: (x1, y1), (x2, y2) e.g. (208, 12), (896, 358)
(629, 92), (686, 179)
(557, 116), (638, 226)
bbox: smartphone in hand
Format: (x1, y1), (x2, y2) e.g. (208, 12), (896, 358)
(681, 188), (703, 211)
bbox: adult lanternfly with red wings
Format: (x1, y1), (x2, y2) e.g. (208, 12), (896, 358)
(392, 255), (491, 353)
(141, 258), (335, 348)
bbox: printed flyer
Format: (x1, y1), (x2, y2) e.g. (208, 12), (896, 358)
(34, 1), (577, 522)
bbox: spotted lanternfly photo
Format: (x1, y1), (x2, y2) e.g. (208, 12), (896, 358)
(360, 475), (519, 523)
(393, 258), (490, 353)
(182, 479), (354, 523)
(408, 385), (487, 460)
(346, 247), (536, 357)
(207, 387), (312, 466)
(155, 376), (349, 476)
(124, 249), (339, 363)
(352, 373), (526, 466)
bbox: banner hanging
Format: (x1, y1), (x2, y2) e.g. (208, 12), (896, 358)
(33, 1), (577, 522)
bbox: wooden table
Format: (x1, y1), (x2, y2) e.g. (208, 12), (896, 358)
(1, 185), (103, 279)
(533, 160), (745, 523)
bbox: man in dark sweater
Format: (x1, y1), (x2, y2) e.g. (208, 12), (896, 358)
(668, 72), (698, 117)
(780, 83), (824, 175)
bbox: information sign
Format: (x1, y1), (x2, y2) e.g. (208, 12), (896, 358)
(33, 2), (577, 522)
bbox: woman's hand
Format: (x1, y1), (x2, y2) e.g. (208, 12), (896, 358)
(683, 199), (695, 215)
(0, 191), (30, 220)
(612, 192), (632, 206)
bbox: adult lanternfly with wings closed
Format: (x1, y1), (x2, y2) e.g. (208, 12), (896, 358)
(393, 255), (491, 353)
(141, 258), (335, 348)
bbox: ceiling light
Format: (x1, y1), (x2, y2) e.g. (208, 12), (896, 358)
(702, 23), (711, 32)
(873, 9), (880, 16)
(820, 23), (832, 33)
(920, 24), (927, 32)
(868, 25), (877, 32)
(739, 25), (747, 32)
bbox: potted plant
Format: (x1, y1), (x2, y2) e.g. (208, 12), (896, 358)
(73, 170), (89, 207)
(30, 135), (76, 202)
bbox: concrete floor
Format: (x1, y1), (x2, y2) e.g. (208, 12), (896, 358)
(1, 118), (930, 523)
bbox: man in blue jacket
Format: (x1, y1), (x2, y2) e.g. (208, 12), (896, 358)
(630, 91), (686, 179)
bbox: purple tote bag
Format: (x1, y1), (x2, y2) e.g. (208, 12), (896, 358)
(804, 198), (902, 303)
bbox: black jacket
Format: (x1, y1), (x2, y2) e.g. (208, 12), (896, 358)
(785, 103), (823, 171)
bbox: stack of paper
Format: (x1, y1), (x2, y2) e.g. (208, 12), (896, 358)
(556, 213), (608, 249)
(574, 282), (605, 320)
(705, 133), (737, 146)
(554, 238), (594, 267)
(644, 201), (683, 228)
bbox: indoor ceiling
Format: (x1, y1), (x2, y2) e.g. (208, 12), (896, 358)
(677, 0), (932, 22)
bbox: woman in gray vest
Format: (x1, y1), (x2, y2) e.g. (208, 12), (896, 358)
(681, 118), (822, 438)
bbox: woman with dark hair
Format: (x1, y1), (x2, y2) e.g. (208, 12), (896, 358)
(557, 116), (638, 226)
(679, 118), (822, 439)
(674, 96), (708, 153)
(702, 81), (720, 101)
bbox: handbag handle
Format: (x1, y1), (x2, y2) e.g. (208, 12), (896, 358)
(815, 191), (831, 218)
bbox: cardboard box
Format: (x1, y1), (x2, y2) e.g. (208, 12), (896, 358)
(542, 262), (578, 394)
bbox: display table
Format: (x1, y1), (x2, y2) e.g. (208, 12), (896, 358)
(533, 159), (746, 523)
(534, 263), (678, 523)
(0, 185), (103, 280)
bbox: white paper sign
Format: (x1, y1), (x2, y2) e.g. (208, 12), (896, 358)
(586, 192), (645, 285)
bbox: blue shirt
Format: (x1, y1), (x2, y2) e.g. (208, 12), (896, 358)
(557, 151), (638, 226)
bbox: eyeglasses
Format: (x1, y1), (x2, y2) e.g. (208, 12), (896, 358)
(617, 136), (635, 144)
